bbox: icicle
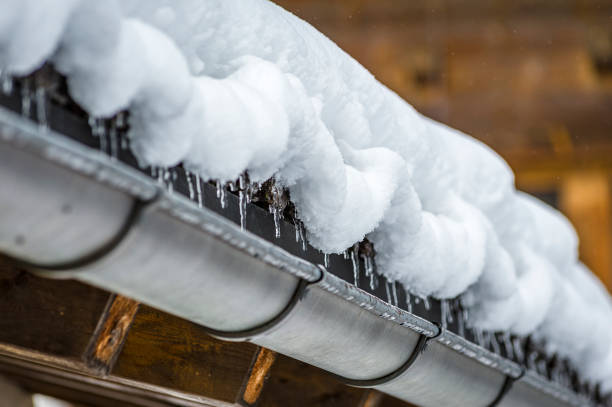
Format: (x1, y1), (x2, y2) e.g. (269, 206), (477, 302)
(474, 328), (485, 347)
(343, 250), (349, 260)
(350, 245), (359, 287)
(423, 296), (431, 311)
(502, 332), (514, 359)
(385, 281), (393, 305)
(35, 87), (47, 132)
(490, 332), (501, 354)
(0, 69), (13, 95)
(94, 119), (107, 154)
(295, 223), (300, 242)
(391, 281), (399, 307)
(441, 300), (450, 329)
(414, 296), (421, 304)
(297, 221), (307, 251)
(512, 337), (524, 363)
(269, 182), (284, 238)
(216, 180), (226, 209)
(164, 169), (173, 194)
(195, 174), (203, 208)
(186, 171), (195, 201)
(269, 204), (281, 238)
(405, 289), (413, 313)
(457, 307), (465, 337)
(369, 272), (378, 290)
(21, 78), (32, 117)
(363, 255), (377, 290)
(157, 168), (164, 185)
(324, 253), (330, 268)
(238, 174), (247, 231)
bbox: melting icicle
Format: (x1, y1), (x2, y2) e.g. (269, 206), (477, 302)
(490, 332), (501, 354)
(405, 290), (413, 313)
(195, 173), (203, 208)
(268, 182), (284, 238)
(35, 87), (47, 131)
(423, 296), (431, 311)
(0, 69), (13, 95)
(324, 253), (330, 268)
(363, 255), (377, 290)
(21, 78), (32, 117)
(163, 169), (174, 194)
(502, 332), (514, 359)
(512, 337), (524, 362)
(297, 221), (307, 251)
(238, 174), (247, 231)
(350, 246), (360, 287)
(474, 328), (485, 347)
(186, 171), (195, 200)
(385, 281), (393, 305)
(270, 206), (281, 238)
(457, 307), (465, 337)
(216, 180), (227, 209)
(441, 300), (450, 329)
(391, 281), (399, 307)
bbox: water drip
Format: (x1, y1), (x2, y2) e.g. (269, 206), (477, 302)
(186, 172), (195, 200)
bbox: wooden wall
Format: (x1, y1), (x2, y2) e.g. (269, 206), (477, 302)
(276, 0), (612, 290)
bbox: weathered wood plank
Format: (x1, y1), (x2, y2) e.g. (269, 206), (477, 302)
(0, 260), (111, 359)
(257, 354), (367, 407)
(84, 294), (140, 375)
(0, 348), (232, 407)
(111, 305), (259, 403)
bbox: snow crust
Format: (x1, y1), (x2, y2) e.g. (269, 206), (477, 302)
(1, 0), (611, 390)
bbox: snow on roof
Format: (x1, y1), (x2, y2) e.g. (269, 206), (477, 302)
(1, 0), (611, 391)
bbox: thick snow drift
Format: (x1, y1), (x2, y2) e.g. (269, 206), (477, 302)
(1, 0), (611, 391)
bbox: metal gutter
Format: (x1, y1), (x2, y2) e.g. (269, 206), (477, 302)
(0, 102), (602, 407)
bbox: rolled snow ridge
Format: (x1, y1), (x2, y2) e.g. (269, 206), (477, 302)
(1, 0), (611, 391)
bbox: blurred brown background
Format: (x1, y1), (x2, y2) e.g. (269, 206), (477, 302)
(277, 0), (612, 291)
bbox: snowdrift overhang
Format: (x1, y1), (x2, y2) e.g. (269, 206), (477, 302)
(0, 93), (598, 407)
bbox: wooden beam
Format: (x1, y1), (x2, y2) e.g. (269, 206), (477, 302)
(111, 305), (259, 403)
(560, 171), (612, 290)
(0, 259), (111, 360)
(257, 355), (368, 407)
(0, 346), (232, 407)
(84, 294), (140, 375)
